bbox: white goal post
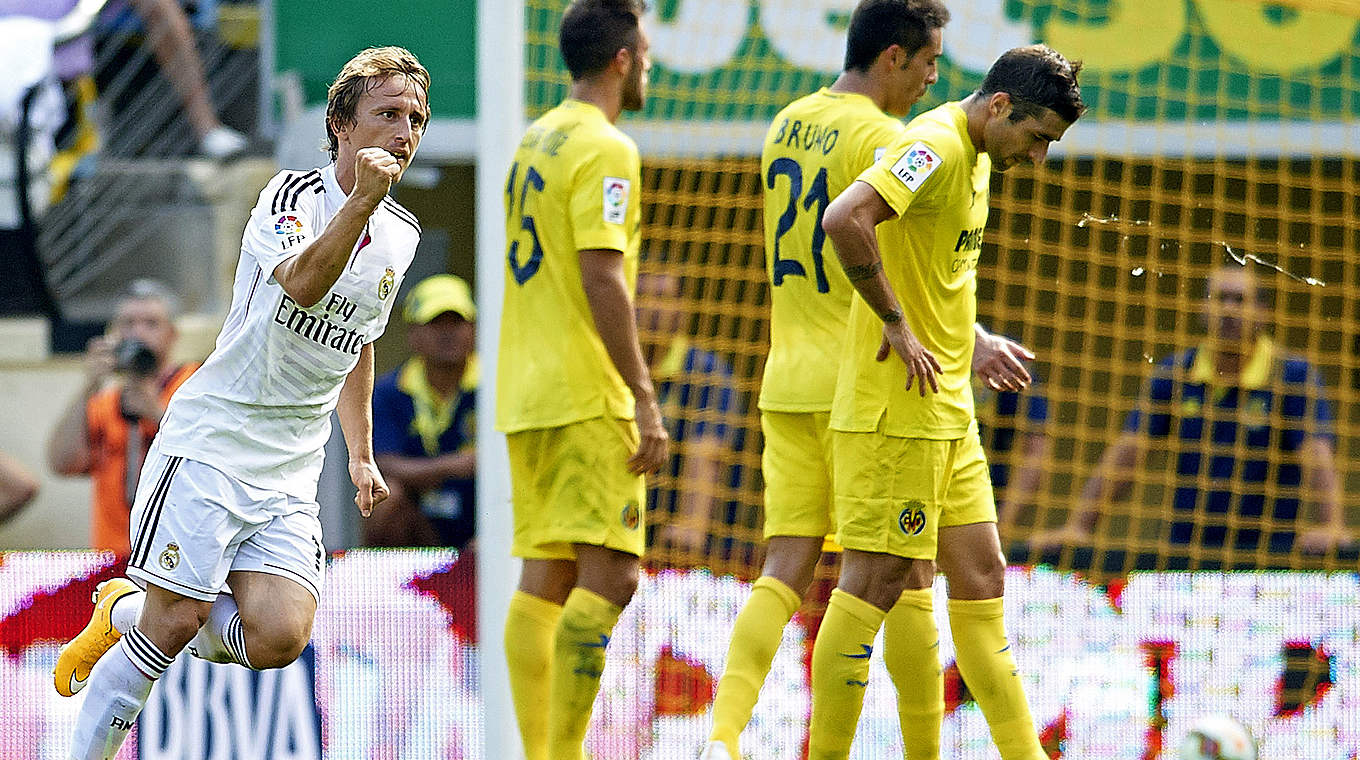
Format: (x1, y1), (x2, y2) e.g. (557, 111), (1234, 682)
(475, 1), (524, 759)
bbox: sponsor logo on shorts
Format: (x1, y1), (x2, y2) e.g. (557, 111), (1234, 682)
(621, 501), (640, 530)
(898, 501), (927, 536)
(378, 267), (395, 300)
(158, 542), (181, 571)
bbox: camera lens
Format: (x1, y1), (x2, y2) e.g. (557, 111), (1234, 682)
(114, 339), (159, 376)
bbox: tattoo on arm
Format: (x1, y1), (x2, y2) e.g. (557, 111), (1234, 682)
(844, 261), (883, 282)
(880, 309), (903, 324)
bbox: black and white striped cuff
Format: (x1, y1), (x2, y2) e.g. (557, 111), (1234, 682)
(224, 614), (255, 670)
(122, 627), (174, 680)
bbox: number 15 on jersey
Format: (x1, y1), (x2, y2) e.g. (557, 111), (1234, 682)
(505, 161), (544, 285)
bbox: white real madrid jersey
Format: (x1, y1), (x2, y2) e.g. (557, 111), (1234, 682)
(157, 163), (419, 501)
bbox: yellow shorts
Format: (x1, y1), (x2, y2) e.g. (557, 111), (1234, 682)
(506, 416), (646, 560)
(761, 411), (836, 540)
(832, 422), (995, 560)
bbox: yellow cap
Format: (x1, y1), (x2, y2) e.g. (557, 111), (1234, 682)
(403, 274), (476, 324)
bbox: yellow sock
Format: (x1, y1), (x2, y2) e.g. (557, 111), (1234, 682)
(947, 598), (1043, 760)
(884, 589), (943, 760)
(548, 588), (623, 760)
(505, 591), (563, 760)
(808, 589), (887, 760)
(709, 576), (802, 757)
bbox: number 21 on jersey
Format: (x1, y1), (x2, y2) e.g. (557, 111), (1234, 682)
(505, 161), (544, 285)
(767, 157), (831, 293)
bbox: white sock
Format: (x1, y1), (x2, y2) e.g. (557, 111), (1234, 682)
(109, 592), (144, 635)
(68, 628), (173, 760)
(186, 594), (254, 668)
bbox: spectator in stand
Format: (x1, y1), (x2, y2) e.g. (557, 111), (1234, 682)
(46, 279), (199, 555)
(635, 269), (738, 558)
(2, 0), (248, 158)
(367, 274), (478, 550)
(1031, 264), (1353, 568)
(120, 0), (248, 157)
(972, 372), (1051, 542)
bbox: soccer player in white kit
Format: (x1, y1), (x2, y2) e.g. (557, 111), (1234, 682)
(56, 46), (431, 760)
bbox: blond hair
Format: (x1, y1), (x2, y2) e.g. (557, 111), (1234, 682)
(325, 46), (432, 160)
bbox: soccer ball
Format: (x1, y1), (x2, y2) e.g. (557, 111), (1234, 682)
(1178, 715), (1258, 760)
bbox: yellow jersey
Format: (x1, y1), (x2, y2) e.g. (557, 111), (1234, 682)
(830, 102), (991, 439)
(495, 99), (642, 433)
(759, 89), (906, 412)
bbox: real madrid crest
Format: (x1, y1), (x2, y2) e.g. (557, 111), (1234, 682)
(379, 267), (396, 300)
(158, 542), (181, 571)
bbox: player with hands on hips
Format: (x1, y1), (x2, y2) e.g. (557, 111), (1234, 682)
(812, 44), (1084, 760)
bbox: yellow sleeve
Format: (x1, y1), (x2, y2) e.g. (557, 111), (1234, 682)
(569, 137), (640, 253)
(859, 119), (906, 175)
(859, 137), (947, 217)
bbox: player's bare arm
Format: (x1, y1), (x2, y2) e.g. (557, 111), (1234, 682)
(46, 335), (118, 475)
(578, 248), (670, 475)
(1033, 430), (1142, 550)
(1297, 436), (1349, 553)
(374, 451), (475, 493)
(973, 324), (1034, 392)
(0, 452), (38, 523)
(822, 180), (942, 395)
(337, 342), (390, 517)
(998, 432), (1051, 535)
(662, 430), (725, 553)
(272, 148), (400, 307)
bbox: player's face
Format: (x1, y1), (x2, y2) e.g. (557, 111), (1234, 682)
(111, 298), (175, 360)
(983, 98), (1071, 172)
(1207, 268), (1260, 347)
(885, 28), (943, 117)
(410, 312), (475, 368)
(621, 23), (651, 112)
(335, 74), (429, 182)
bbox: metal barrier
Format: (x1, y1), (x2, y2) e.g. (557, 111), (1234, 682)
(29, 0), (256, 325)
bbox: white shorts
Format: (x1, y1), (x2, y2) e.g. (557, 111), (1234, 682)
(126, 443), (326, 603)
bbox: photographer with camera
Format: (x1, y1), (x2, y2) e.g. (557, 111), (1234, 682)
(46, 279), (199, 555)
